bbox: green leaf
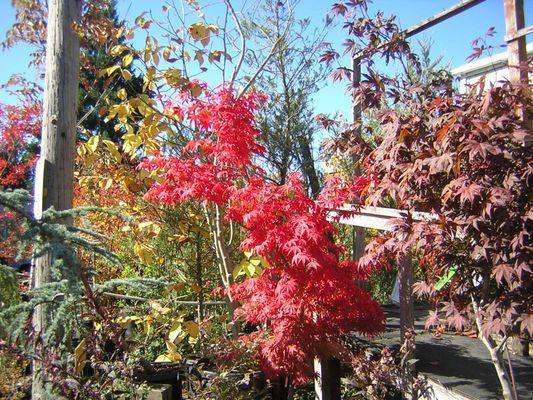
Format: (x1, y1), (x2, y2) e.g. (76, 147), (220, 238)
(435, 265), (458, 291)
(249, 257), (262, 266)
(243, 251), (253, 259)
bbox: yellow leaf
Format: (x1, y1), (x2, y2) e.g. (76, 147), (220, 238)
(154, 354), (172, 363)
(134, 243), (153, 265)
(74, 338), (86, 375)
(125, 123), (134, 135)
(164, 343), (183, 362)
(138, 221), (153, 230)
(208, 24), (219, 34)
(194, 50), (204, 66)
(116, 315), (142, 328)
(143, 50), (151, 63)
(117, 88), (127, 100)
(189, 22), (208, 44)
(122, 53), (134, 67)
(115, 26), (125, 39)
(110, 44), (128, 57)
(169, 322), (186, 344)
(103, 139), (122, 163)
(86, 135), (100, 152)
(150, 301), (171, 315)
(183, 320), (200, 338)
(201, 34), (210, 46)
(168, 351), (182, 362)
(117, 104), (128, 119)
(106, 65), (121, 77)
(122, 69), (133, 81)
(163, 46), (172, 61)
(166, 340), (177, 353)
(123, 176), (142, 193)
(104, 178), (113, 190)
(143, 316), (153, 335)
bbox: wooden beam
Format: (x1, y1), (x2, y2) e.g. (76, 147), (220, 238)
(404, 0), (487, 38)
(353, 0), (487, 61)
(504, 25), (533, 42)
(328, 205), (435, 232)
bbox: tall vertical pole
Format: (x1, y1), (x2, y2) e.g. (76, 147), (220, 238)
(503, 0), (528, 85)
(314, 54), (369, 400)
(31, 0), (81, 398)
(398, 253), (414, 343)
(351, 56), (366, 264)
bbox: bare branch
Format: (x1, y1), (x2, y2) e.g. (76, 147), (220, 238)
(225, 0), (246, 85)
(237, 8), (293, 99)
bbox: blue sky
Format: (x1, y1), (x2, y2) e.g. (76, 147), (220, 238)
(0, 0), (527, 118)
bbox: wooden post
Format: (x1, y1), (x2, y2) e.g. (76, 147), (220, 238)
(351, 55), (366, 264)
(314, 357), (341, 400)
(398, 252), (414, 343)
(31, 0), (81, 398)
(503, 0), (528, 85)
(503, 0), (530, 141)
(398, 252), (415, 400)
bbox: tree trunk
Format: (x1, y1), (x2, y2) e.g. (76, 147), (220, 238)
(297, 133), (320, 198)
(472, 298), (517, 400)
(204, 204), (239, 338)
(195, 232), (204, 324)
(314, 356), (341, 400)
(31, 0), (81, 398)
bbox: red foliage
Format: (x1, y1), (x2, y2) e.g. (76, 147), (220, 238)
(0, 102), (41, 189)
(0, 101), (41, 263)
(329, 0), (532, 341)
(228, 174), (383, 384)
(141, 87), (384, 384)
(141, 88), (266, 205)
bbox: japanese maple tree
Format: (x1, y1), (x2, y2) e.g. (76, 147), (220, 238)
(324, 1), (532, 399)
(141, 86), (384, 384)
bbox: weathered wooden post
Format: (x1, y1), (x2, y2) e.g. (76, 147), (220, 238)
(398, 253), (414, 344)
(351, 55), (366, 263)
(31, 0), (81, 397)
(503, 0), (528, 85)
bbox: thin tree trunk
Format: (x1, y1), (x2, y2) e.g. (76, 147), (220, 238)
(204, 204), (239, 338)
(297, 133), (320, 198)
(472, 298), (517, 400)
(31, 0), (81, 398)
(195, 232), (204, 324)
